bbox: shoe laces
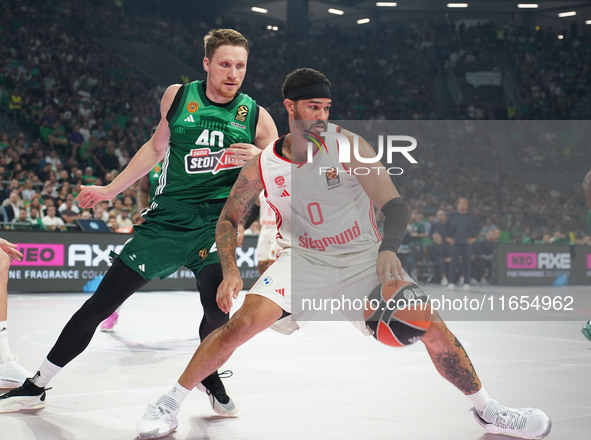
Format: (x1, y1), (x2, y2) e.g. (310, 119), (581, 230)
(143, 403), (173, 421)
(488, 404), (528, 431)
(202, 370), (233, 403)
(216, 370), (233, 379)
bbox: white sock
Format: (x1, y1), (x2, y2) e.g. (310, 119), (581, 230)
(31, 358), (62, 387)
(0, 325), (13, 362)
(466, 387), (491, 413)
(157, 382), (191, 411)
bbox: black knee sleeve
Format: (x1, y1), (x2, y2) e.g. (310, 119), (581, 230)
(197, 263), (229, 340)
(47, 258), (149, 367)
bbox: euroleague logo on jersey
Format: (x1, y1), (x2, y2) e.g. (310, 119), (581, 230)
(185, 148), (240, 175)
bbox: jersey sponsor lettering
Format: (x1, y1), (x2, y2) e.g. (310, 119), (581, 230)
(185, 148), (240, 175)
(298, 220), (362, 251)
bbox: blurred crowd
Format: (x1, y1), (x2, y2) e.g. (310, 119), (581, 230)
(0, 1), (589, 255)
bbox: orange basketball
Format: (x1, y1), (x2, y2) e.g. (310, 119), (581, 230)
(365, 280), (432, 347)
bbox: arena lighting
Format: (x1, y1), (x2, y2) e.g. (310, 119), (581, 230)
(357, 18), (371, 24)
(586, 19), (591, 24)
(558, 11), (577, 17)
(447, 3), (469, 8)
(251, 6), (268, 14)
(328, 8), (344, 15)
(557, 34), (564, 39)
(376, 2), (398, 6)
(265, 25), (278, 31)
(517, 4), (539, 8)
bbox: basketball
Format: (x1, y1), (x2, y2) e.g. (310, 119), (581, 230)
(364, 279), (432, 347)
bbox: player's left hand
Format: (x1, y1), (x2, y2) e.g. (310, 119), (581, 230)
(0, 238), (23, 262)
(226, 143), (261, 165)
(376, 250), (404, 284)
(217, 269), (244, 314)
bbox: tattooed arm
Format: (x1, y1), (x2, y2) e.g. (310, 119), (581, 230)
(215, 156), (265, 313)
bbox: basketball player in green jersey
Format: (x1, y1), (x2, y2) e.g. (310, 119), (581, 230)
(0, 29), (278, 417)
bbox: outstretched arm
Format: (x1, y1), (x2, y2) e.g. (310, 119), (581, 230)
(77, 84), (180, 208)
(216, 157), (265, 313)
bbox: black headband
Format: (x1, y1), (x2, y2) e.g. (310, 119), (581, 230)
(284, 83), (331, 101)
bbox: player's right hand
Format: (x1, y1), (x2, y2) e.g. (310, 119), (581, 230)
(217, 270), (244, 314)
(0, 238), (23, 262)
(77, 185), (118, 208)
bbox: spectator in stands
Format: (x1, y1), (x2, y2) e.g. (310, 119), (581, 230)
(106, 213), (118, 231)
(42, 205), (65, 231)
(427, 231), (451, 286)
(47, 121), (68, 152)
(92, 204), (108, 223)
(472, 229), (500, 285)
(82, 167), (97, 185)
(68, 124), (85, 161)
(1, 191), (21, 223)
(429, 209), (447, 241)
(11, 209), (31, 230)
(27, 197), (42, 216)
(58, 195), (80, 226)
(108, 199), (124, 219)
(100, 141), (121, 177)
(45, 150), (61, 173)
(116, 207), (133, 229)
(20, 179), (35, 201)
(446, 197), (479, 290)
(479, 216), (497, 239)
(27, 207), (44, 230)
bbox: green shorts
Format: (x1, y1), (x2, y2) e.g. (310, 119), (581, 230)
(118, 195), (224, 280)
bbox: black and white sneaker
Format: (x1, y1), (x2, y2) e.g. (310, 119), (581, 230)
(473, 399), (552, 439)
(0, 375), (49, 413)
(196, 370), (238, 416)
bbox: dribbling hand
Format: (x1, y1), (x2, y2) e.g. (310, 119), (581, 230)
(376, 250), (404, 284)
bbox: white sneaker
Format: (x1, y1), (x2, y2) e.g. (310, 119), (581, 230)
(463, 283), (471, 291)
(0, 356), (33, 389)
(441, 278), (449, 287)
(470, 278), (480, 286)
(480, 278), (489, 285)
(447, 283), (455, 290)
(136, 400), (179, 439)
(473, 399), (551, 439)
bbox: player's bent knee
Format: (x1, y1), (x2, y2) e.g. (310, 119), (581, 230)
(364, 279), (432, 347)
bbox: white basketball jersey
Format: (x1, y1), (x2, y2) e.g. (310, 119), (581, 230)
(259, 124), (381, 264)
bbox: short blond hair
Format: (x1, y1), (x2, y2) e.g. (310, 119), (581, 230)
(203, 29), (249, 59)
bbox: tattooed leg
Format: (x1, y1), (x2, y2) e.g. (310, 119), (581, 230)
(421, 312), (482, 395)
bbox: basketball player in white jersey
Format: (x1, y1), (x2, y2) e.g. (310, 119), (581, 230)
(136, 68), (551, 440)
(255, 190), (279, 275)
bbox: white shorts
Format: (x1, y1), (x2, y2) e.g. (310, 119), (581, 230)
(247, 246), (413, 335)
(256, 226), (279, 261)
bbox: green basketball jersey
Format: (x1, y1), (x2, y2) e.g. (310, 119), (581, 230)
(156, 80), (257, 204)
